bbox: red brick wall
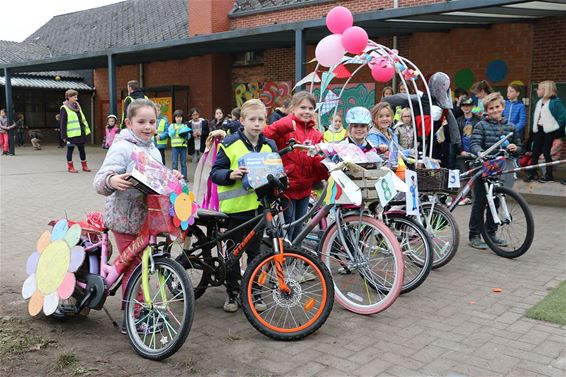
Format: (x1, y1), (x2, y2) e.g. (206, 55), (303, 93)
(189, 0), (233, 36)
(231, 0), (442, 30)
(531, 17), (566, 83)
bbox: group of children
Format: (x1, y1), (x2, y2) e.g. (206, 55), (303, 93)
(96, 77), (563, 320)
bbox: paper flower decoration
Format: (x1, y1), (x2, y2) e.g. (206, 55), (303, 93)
(169, 183), (197, 230)
(22, 219), (85, 316)
(402, 68), (420, 81)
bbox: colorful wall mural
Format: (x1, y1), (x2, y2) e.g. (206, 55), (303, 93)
(312, 82), (376, 128)
(233, 82), (292, 116)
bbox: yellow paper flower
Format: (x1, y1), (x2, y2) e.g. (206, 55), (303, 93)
(22, 219), (85, 316)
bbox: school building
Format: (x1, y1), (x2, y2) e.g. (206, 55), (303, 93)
(1, 0), (565, 145)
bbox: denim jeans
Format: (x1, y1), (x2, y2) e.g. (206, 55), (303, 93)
(171, 147), (187, 178)
(282, 196), (310, 242)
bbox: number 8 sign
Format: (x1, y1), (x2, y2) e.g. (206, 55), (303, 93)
(375, 171), (397, 207)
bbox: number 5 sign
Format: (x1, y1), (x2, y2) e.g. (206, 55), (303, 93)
(375, 171), (397, 207)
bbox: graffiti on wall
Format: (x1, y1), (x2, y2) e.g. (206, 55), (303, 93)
(233, 82), (292, 116)
(312, 83), (376, 128)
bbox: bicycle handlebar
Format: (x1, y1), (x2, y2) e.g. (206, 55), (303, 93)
(267, 174), (286, 193)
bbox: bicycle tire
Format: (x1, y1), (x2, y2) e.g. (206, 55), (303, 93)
(174, 226), (210, 299)
(385, 214), (433, 294)
(124, 257), (195, 361)
(479, 186), (534, 258)
(419, 203), (460, 269)
(241, 247), (334, 340)
(320, 215), (404, 315)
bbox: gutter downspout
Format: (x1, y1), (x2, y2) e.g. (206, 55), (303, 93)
(139, 63), (144, 88)
(91, 91), (96, 144)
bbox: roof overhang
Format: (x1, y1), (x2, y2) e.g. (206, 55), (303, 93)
(0, 76), (93, 91)
(1, 0), (564, 73)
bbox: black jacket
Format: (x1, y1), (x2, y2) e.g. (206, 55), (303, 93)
(269, 109), (286, 125)
(470, 117), (523, 157)
(121, 89), (146, 128)
(210, 130), (277, 186)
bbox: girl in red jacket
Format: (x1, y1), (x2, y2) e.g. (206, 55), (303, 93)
(263, 91), (328, 241)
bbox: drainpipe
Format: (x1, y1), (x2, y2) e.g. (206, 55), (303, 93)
(392, 0), (399, 92)
(139, 63), (144, 88)
(90, 91), (96, 144)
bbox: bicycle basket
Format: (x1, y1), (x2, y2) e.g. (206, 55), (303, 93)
(481, 158), (506, 177)
(416, 168), (448, 192)
(145, 194), (181, 237)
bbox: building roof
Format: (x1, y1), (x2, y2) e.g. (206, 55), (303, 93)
(0, 76), (93, 91)
(0, 40), (51, 64)
(231, 0), (326, 16)
(24, 0), (188, 57)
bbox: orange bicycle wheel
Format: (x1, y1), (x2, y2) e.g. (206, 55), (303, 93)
(241, 247), (334, 340)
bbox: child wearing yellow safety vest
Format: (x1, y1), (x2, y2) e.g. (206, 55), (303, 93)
(154, 103), (169, 165)
(323, 114), (346, 142)
(210, 99), (277, 313)
(168, 109), (190, 179)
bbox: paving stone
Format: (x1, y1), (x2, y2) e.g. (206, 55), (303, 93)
(2, 147), (565, 376)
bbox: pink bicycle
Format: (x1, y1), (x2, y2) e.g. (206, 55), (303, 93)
(22, 195), (195, 360)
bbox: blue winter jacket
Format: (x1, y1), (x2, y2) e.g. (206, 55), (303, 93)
(503, 100), (527, 136)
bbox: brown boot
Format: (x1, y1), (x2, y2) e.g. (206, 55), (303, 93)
(67, 161), (78, 173)
(81, 161), (92, 172)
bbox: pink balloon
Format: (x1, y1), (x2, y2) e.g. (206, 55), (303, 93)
(315, 34), (345, 68)
(326, 6), (353, 34)
(341, 26), (368, 55)
(371, 60), (395, 83)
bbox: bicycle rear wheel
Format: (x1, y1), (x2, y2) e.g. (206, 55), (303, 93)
(479, 186), (534, 258)
(385, 214), (433, 294)
(124, 257), (195, 360)
(174, 226), (211, 299)
(241, 247), (334, 340)
(320, 215), (404, 315)
(419, 203), (460, 269)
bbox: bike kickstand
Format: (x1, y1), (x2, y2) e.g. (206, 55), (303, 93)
(103, 307), (119, 328)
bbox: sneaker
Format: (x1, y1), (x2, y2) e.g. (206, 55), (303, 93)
(254, 298), (267, 313)
(223, 296), (239, 313)
(458, 197), (472, 206)
(489, 235), (508, 247)
(121, 309), (165, 335)
(469, 237), (488, 250)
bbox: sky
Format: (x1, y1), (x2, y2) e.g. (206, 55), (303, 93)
(0, 0), (124, 42)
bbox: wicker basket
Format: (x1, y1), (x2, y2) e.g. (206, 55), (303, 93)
(416, 168), (448, 192)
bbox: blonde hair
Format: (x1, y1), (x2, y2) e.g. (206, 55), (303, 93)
(127, 98), (158, 120)
(241, 99), (266, 119)
(290, 91), (316, 110)
(482, 92), (505, 108)
(370, 102), (394, 124)
(400, 107), (412, 120)
(538, 80), (557, 98)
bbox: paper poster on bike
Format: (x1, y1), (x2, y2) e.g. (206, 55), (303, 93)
(405, 170), (420, 216)
(325, 170), (362, 206)
(375, 171), (397, 207)
(448, 169), (461, 188)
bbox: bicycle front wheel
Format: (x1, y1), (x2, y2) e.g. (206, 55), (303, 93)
(479, 186), (534, 258)
(320, 215), (404, 315)
(419, 203), (460, 269)
(241, 247), (334, 341)
(124, 257), (195, 361)
(385, 214), (433, 294)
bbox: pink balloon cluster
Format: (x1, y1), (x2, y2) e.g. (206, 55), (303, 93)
(315, 6), (369, 68)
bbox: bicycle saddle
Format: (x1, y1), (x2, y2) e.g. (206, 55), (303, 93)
(196, 208), (229, 221)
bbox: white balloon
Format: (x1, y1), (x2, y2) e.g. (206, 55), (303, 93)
(315, 34), (345, 68)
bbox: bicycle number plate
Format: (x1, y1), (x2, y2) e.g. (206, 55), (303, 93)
(375, 171), (397, 207)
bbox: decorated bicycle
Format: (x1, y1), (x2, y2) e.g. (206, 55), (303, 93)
(22, 150), (196, 360)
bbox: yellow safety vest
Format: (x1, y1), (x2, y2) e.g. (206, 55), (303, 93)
(217, 139), (273, 214)
(61, 105), (91, 138)
(170, 123), (187, 148)
(323, 128), (347, 143)
(155, 118), (168, 146)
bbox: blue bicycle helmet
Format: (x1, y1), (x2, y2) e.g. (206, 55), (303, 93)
(345, 106), (372, 125)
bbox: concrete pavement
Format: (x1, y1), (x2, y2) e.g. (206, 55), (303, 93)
(1, 145), (565, 377)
